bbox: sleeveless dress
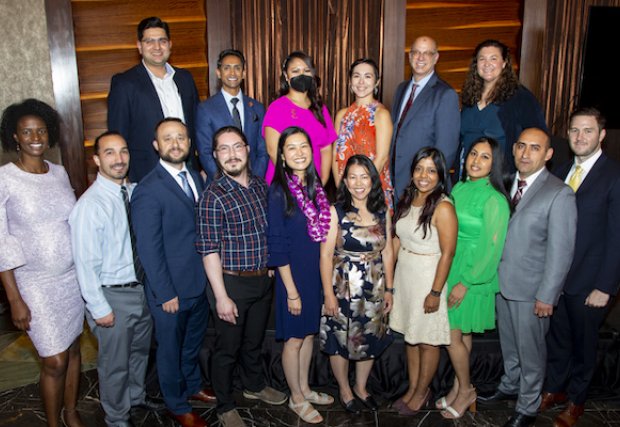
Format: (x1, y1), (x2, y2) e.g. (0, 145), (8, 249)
(389, 201), (451, 345)
(446, 178), (509, 332)
(0, 162), (84, 357)
(320, 204), (393, 360)
(335, 101), (394, 211)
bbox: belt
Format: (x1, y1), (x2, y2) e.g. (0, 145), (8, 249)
(101, 282), (142, 288)
(222, 268), (268, 277)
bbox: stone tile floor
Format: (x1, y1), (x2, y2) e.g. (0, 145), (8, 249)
(1, 313), (619, 426)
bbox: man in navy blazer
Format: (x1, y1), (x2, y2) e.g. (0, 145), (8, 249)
(195, 49), (268, 183)
(541, 108), (620, 427)
(390, 36), (460, 200)
(108, 16), (200, 183)
(131, 118), (211, 427)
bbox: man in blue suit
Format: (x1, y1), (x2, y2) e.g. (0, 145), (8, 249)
(108, 16), (200, 183)
(131, 118), (212, 427)
(390, 36), (460, 200)
(541, 108), (620, 427)
(195, 49), (268, 183)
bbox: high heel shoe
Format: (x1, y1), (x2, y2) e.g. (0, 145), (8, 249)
(61, 408), (85, 427)
(398, 388), (430, 416)
(392, 396), (408, 411)
(441, 388), (477, 419)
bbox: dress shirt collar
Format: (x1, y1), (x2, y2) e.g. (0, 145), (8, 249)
(573, 148), (602, 173)
(513, 167), (546, 196)
(221, 89), (244, 105)
(216, 171), (257, 190)
(411, 70), (434, 91)
(142, 61), (175, 81)
(94, 173), (132, 194)
(159, 159), (190, 179)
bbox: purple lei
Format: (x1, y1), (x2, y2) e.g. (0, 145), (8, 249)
(286, 173), (331, 242)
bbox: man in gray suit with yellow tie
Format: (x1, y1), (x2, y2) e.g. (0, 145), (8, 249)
(484, 128), (577, 427)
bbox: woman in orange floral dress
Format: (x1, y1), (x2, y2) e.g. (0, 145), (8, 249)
(333, 58), (394, 211)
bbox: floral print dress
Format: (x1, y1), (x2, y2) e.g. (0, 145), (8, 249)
(320, 203), (393, 360)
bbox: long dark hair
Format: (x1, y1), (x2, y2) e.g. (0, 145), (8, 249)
(461, 137), (512, 211)
(393, 147), (449, 238)
(279, 51), (326, 127)
(461, 39), (519, 107)
(336, 154), (385, 214)
(272, 126), (321, 216)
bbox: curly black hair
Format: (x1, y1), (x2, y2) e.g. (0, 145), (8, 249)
(1, 99), (61, 151)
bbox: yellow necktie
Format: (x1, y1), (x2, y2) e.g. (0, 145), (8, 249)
(568, 165), (583, 192)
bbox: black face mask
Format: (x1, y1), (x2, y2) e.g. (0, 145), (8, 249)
(289, 75), (315, 92)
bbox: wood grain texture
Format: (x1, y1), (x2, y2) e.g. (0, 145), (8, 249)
(46, 0), (87, 196)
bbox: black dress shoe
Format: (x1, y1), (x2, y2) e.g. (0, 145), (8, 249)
(339, 395), (363, 414)
(133, 395), (166, 412)
(353, 391), (379, 411)
(478, 390), (518, 404)
(503, 412), (536, 427)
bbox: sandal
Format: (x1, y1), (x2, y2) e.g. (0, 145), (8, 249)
(289, 397), (323, 424)
(441, 388), (477, 420)
(304, 390), (334, 405)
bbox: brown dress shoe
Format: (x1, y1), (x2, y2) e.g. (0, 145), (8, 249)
(553, 402), (584, 427)
(171, 411), (208, 427)
(540, 392), (568, 412)
(190, 388), (217, 403)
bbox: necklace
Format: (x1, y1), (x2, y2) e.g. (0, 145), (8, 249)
(17, 157), (48, 174)
(286, 173), (331, 242)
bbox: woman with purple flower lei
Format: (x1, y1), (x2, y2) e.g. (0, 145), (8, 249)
(320, 154), (395, 414)
(267, 126), (333, 424)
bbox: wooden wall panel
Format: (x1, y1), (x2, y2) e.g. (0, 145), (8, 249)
(71, 0), (208, 158)
(404, 0), (523, 94)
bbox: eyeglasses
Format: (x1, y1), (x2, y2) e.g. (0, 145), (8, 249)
(141, 37), (170, 47)
(411, 50), (437, 58)
(215, 143), (247, 155)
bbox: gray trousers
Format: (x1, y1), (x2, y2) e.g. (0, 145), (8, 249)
(86, 286), (153, 427)
(496, 294), (549, 416)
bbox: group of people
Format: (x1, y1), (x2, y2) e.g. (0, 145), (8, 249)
(1, 15), (619, 427)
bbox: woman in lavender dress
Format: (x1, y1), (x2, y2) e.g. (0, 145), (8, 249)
(0, 99), (85, 427)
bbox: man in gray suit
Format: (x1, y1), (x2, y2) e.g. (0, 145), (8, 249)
(484, 128), (577, 427)
(390, 35), (460, 200)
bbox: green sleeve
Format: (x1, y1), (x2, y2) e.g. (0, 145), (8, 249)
(461, 192), (509, 288)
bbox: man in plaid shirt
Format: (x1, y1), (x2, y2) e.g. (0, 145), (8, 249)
(196, 126), (286, 427)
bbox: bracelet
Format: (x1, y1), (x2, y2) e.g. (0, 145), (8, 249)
(429, 289), (441, 297)
(385, 288), (395, 294)
(287, 295), (300, 301)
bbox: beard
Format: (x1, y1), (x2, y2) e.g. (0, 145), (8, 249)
(160, 150), (189, 165)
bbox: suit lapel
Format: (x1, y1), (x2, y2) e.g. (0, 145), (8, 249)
(576, 154), (607, 195)
(137, 65), (164, 117)
(243, 96), (259, 134)
(510, 168), (549, 220)
(156, 164), (196, 208)
(399, 74), (438, 129)
(391, 82), (407, 123)
(212, 92), (234, 126)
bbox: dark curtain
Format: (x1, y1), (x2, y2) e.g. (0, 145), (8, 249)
(231, 0), (384, 118)
(541, 0), (620, 135)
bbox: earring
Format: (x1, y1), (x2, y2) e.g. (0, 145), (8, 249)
(15, 143), (20, 152)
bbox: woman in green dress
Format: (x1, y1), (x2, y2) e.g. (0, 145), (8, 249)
(438, 137), (511, 419)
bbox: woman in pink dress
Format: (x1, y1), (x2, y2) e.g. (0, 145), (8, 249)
(333, 58), (394, 211)
(0, 99), (85, 427)
(263, 51), (337, 185)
